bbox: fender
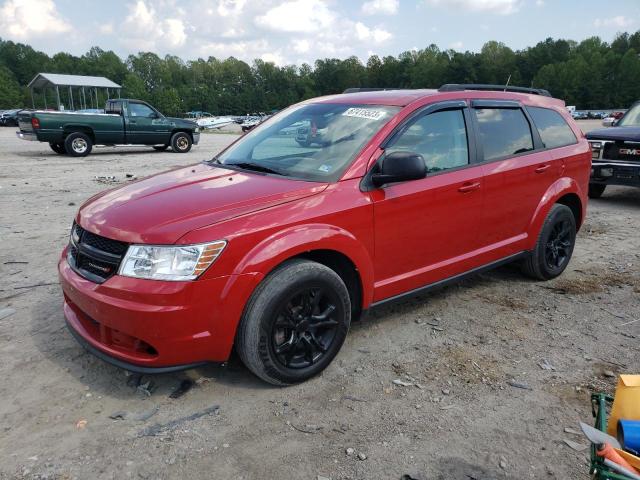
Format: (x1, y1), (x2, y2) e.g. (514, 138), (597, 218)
(525, 176), (585, 250)
(232, 223), (375, 308)
(63, 123), (96, 137)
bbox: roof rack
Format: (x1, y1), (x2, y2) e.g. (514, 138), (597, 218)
(342, 87), (401, 94)
(438, 84), (552, 97)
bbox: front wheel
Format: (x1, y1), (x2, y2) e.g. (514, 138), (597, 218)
(522, 204), (576, 280)
(236, 260), (351, 385)
(49, 142), (66, 154)
(64, 132), (93, 157)
(170, 132), (192, 153)
(588, 183), (606, 199)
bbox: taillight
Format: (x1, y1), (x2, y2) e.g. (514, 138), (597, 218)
(31, 117), (40, 129)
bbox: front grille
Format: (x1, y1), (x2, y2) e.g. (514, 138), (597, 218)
(603, 141), (640, 163)
(68, 223), (128, 283)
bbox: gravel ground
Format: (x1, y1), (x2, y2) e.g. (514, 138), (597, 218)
(0, 120), (638, 480)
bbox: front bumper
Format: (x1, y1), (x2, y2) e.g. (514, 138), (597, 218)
(591, 161), (640, 187)
(16, 130), (36, 141)
(193, 131), (200, 145)
(58, 250), (260, 371)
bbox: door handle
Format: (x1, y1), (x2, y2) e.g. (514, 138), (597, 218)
(535, 164), (551, 174)
(458, 181), (481, 193)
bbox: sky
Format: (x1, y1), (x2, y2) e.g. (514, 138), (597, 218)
(0, 0), (639, 66)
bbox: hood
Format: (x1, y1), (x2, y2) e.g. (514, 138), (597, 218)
(78, 163), (328, 244)
(166, 117), (197, 129)
(586, 126), (640, 142)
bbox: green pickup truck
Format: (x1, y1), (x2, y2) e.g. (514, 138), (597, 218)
(16, 99), (200, 157)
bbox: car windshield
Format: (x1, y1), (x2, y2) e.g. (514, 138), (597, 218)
(215, 103), (400, 182)
(617, 104), (640, 127)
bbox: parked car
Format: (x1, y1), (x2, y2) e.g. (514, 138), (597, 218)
(59, 84), (590, 385)
(602, 111), (624, 127)
(572, 111), (588, 120)
(587, 102), (640, 197)
(16, 99), (199, 156)
(1, 108), (22, 126)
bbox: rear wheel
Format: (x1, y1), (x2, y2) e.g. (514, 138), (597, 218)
(236, 259), (351, 385)
(522, 204), (576, 280)
(64, 132), (92, 157)
(49, 142), (66, 154)
(588, 183), (606, 199)
(170, 132), (192, 153)
(153, 145), (169, 152)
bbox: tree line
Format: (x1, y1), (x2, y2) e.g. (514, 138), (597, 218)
(1, 31), (640, 115)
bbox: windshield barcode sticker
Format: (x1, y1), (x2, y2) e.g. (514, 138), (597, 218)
(342, 108), (387, 120)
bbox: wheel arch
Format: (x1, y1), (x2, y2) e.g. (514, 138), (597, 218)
(526, 177), (586, 250)
(231, 224), (375, 312)
(63, 125), (95, 142)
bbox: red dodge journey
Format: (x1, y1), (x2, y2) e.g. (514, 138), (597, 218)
(59, 84), (591, 385)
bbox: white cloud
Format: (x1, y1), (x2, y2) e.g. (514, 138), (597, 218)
(355, 22), (392, 44)
(594, 15), (634, 29)
(449, 41), (464, 50)
(255, 0), (335, 33)
(425, 0), (521, 15)
(261, 51), (285, 65)
(121, 1), (188, 50)
(293, 39), (311, 53)
(535, 0), (544, 6)
(361, 0), (399, 15)
(99, 23), (114, 35)
(0, 0), (71, 39)
(217, 0), (247, 17)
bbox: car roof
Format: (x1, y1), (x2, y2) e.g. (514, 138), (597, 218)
(310, 88), (565, 108)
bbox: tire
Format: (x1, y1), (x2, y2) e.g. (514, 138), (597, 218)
(153, 145), (169, 152)
(588, 183), (606, 199)
(522, 204), (577, 281)
(49, 142), (66, 154)
(236, 259), (351, 386)
(170, 131), (192, 153)
(64, 132), (92, 157)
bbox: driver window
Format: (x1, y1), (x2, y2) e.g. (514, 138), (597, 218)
(386, 109), (469, 173)
(129, 103), (154, 118)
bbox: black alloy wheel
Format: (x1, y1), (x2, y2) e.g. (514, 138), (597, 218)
(271, 286), (340, 369)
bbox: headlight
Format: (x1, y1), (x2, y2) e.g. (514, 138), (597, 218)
(195, 127), (200, 133)
(118, 241), (226, 281)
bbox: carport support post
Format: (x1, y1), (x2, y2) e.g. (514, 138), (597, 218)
(30, 87), (35, 109)
(55, 86), (61, 111)
(43, 89), (47, 109)
(68, 86), (74, 111)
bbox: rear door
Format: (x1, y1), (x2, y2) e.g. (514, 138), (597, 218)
(124, 101), (171, 145)
(473, 101), (560, 254)
(371, 102), (485, 301)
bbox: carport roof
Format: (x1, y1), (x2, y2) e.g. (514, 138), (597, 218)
(28, 73), (121, 89)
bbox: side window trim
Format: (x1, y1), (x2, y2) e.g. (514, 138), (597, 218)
(469, 103), (542, 164)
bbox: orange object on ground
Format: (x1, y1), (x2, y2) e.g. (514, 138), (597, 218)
(597, 443), (640, 474)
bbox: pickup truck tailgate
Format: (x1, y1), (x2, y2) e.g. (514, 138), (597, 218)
(17, 111), (33, 132)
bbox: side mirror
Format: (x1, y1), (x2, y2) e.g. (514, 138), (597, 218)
(371, 151), (427, 187)
(148, 111), (159, 119)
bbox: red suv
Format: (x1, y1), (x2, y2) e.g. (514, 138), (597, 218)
(59, 84), (591, 385)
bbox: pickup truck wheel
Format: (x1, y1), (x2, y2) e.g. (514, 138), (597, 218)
(522, 204), (576, 281)
(153, 145), (169, 152)
(49, 142), (66, 154)
(236, 259), (351, 385)
(588, 184), (606, 199)
(170, 132), (192, 153)
(64, 132), (92, 157)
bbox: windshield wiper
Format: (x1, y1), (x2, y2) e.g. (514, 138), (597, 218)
(225, 161), (288, 176)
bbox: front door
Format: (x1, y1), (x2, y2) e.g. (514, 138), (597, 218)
(371, 105), (485, 302)
(125, 102), (171, 144)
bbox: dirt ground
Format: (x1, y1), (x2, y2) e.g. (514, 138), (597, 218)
(0, 119), (638, 480)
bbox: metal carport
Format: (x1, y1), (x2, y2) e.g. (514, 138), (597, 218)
(28, 73), (121, 111)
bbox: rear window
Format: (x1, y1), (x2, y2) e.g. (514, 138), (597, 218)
(474, 108), (534, 161)
(528, 106), (577, 149)
(105, 101), (122, 115)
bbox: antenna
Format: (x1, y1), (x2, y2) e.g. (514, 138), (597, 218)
(504, 74), (512, 91)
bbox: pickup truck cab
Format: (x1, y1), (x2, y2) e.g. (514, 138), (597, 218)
(586, 101), (640, 197)
(59, 85), (590, 385)
(17, 99), (199, 157)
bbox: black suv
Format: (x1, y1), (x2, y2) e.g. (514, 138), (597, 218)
(586, 101), (640, 197)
